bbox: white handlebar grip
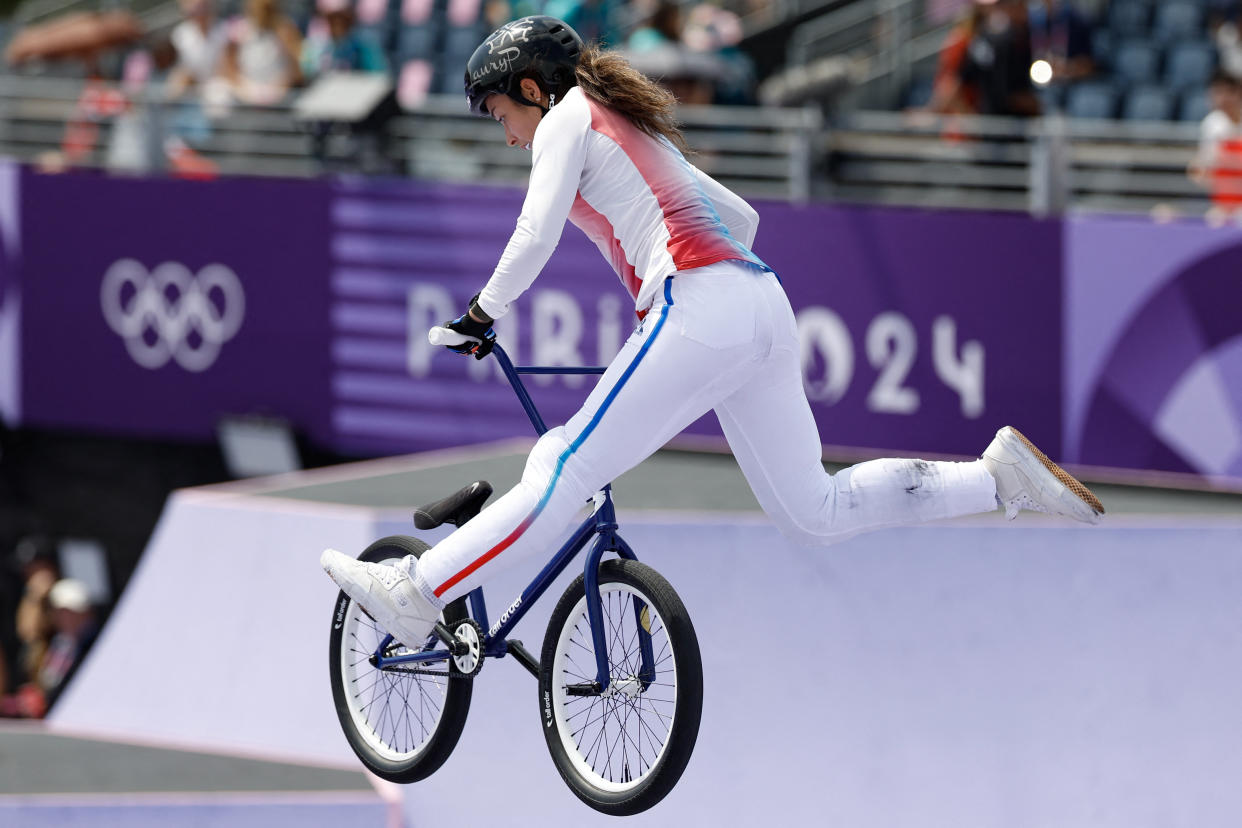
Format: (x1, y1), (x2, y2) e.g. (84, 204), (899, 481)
(428, 326), (471, 346)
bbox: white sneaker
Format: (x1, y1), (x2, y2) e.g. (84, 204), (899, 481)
(321, 549), (440, 647)
(982, 426), (1104, 524)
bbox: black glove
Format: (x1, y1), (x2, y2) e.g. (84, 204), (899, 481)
(443, 294), (496, 360)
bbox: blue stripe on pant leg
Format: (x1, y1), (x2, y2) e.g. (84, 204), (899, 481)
(536, 276), (676, 512)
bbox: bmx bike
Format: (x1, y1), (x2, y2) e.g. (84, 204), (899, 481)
(327, 336), (703, 815)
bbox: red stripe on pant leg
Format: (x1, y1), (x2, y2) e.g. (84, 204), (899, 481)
(434, 514), (535, 598)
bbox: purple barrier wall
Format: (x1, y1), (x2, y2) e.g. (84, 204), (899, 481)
(19, 170), (336, 446)
(1065, 215), (1242, 483)
(8, 167), (1242, 485)
(325, 182), (1061, 459)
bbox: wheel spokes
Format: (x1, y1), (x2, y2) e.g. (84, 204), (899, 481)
(556, 584), (678, 788)
(342, 598), (452, 759)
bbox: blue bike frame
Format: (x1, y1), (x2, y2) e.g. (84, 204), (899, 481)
(372, 343), (654, 692)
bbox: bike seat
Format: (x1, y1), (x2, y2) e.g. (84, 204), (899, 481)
(413, 481), (493, 530)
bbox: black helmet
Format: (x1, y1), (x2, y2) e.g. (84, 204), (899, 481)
(464, 16), (584, 116)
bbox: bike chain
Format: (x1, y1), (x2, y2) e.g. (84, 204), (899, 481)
(379, 618), (484, 680)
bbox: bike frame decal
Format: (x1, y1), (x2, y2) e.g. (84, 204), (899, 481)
(373, 495), (638, 684)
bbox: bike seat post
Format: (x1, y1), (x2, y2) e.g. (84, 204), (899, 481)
(468, 587), (489, 638)
(593, 484), (617, 530)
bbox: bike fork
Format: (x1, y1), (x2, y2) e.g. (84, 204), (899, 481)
(583, 534), (656, 693)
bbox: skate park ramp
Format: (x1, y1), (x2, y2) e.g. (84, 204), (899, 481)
(44, 440), (1242, 828)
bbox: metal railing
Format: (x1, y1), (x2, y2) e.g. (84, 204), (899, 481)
(824, 110), (1210, 216)
(0, 74), (1216, 215)
(0, 74), (824, 201)
(782, 0), (950, 109)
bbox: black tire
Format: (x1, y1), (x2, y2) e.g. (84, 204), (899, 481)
(328, 535), (473, 783)
(538, 559), (702, 815)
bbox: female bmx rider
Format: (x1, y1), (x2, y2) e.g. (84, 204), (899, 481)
(322, 16), (1104, 647)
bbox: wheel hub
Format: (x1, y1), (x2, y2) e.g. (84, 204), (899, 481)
(602, 675), (643, 699)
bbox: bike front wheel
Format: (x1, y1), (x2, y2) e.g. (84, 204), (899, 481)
(328, 535), (473, 783)
(539, 558), (703, 815)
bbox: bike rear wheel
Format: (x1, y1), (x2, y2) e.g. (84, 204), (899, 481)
(328, 535), (472, 783)
(539, 558), (702, 815)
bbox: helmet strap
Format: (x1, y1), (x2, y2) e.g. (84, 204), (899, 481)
(510, 87), (552, 116)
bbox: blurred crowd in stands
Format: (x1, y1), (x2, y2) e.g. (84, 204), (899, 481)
(0, 536), (99, 719)
(2, 0), (763, 175)
(918, 0), (1239, 120)
(917, 0), (1242, 214)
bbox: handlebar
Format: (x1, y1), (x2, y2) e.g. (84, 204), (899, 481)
(428, 326), (607, 437)
(427, 325), (471, 348)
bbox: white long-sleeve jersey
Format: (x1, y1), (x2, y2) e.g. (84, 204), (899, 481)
(476, 86), (768, 321)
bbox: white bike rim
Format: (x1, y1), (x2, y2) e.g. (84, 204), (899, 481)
(339, 583), (448, 763)
(551, 581), (678, 793)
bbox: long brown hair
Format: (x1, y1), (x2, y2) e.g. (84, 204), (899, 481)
(572, 45), (688, 153)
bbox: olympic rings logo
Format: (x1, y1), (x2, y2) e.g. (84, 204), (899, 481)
(101, 259), (245, 372)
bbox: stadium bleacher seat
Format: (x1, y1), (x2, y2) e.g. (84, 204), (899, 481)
(1153, 1), (1204, 44)
(904, 76), (933, 110)
(396, 0), (440, 62)
(355, 0), (395, 54)
(1037, 82), (1066, 113)
(1123, 84), (1174, 120)
(437, 0), (486, 94)
(1109, 0), (1151, 38)
(1179, 87), (1212, 122)
(1092, 29), (1113, 72)
(1066, 82), (1119, 119)
(398, 58), (434, 109)
(1112, 40), (1161, 86)
(1164, 40), (1216, 93)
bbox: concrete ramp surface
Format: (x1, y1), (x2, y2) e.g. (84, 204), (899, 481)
(46, 449), (1242, 827)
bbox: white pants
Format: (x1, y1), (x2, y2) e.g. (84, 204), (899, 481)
(413, 263), (998, 606)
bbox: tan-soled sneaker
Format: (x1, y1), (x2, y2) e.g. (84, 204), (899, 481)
(982, 426), (1104, 524)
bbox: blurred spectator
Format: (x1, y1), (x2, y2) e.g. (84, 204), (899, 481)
(14, 538), (57, 689)
(47, 62), (129, 172)
(925, 1), (986, 114)
(170, 0), (228, 98)
(627, 0), (682, 51)
(959, 0), (1040, 116)
(0, 536), (56, 717)
(1027, 0), (1095, 86)
(301, 0), (396, 172)
(545, 0), (621, 48)
(484, 0), (539, 31)
(623, 1), (715, 104)
(168, 0), (230, 136)
(682, 3), (755, 105)
(222, 0), (303, 106)
(1189, 71), (1242, 220)
(35, 579), (98, 710)
(38, 37), (218, 178)
(301, 0), (387, 78)
(1212, 7), (1242, 81)
(108, 39), (182, 174)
